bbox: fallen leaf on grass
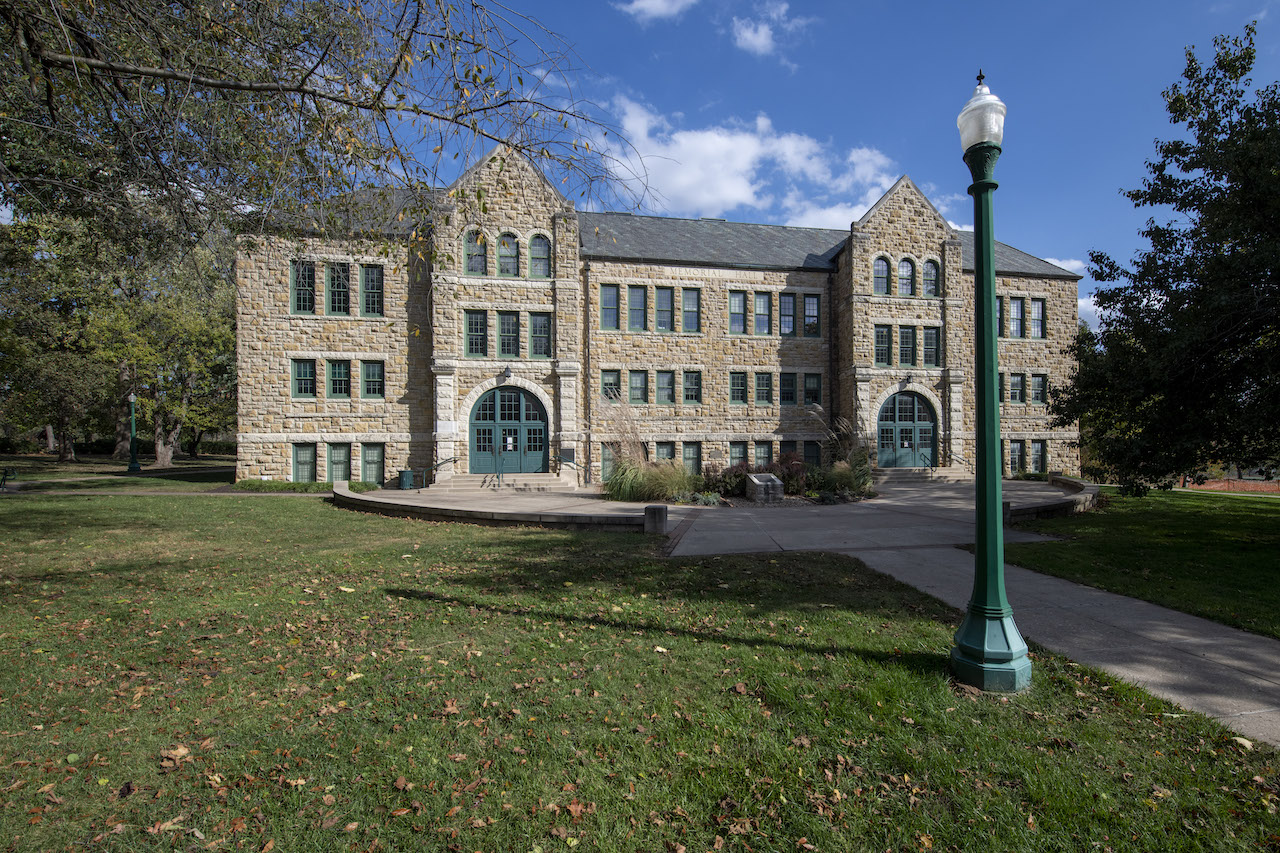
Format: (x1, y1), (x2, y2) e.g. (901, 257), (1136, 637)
(337, 587), (355, 593)
(1232, 736), (1254, 751)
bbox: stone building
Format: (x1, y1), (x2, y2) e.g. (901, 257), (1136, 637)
(235, 149), (1080, 485)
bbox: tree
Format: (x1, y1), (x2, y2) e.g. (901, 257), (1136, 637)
(0, 0), (640, 234)
(1052, 24), (1280, 493)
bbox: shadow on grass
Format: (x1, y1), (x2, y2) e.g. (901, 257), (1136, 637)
(386, 586), (950, 678)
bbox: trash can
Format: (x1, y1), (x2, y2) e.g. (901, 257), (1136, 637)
(398, 470), (414, 490)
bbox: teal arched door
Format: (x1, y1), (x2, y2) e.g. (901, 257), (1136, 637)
(469, 387), (549, 474)
(876, 392), (936, 468)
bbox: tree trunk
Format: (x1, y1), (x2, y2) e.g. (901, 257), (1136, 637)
(56, 427), (76, 462)
(188, 427), (204, 459)
(153, 417), (183, 468)
(44, 424), (55, 452)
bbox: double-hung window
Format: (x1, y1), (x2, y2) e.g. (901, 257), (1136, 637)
(996, 296), (1005, 337)
(361, 265), (384, 316)
(1009, 298), (1025, 338)
(803, 295), (820, 337)
(530, 313), (552, 358)
(1009, 373), (1026, 404)
(779, 373), (797, 405)
(779, 293), (796, 336)
(729, 441), (748, 468)
(498, 311), (520, 357)
(498, 233), (518, 277)
(730, 372), (748, 404)
(328, 360), (350, 398)
(683, 370), (702, 403)
(628, 285), (647, 331)
(728, 291), (747, 334)
(1030, 374), (1048, 404)
(923, 327), (941, 367)
(655, 441), (675, 461)
(327, 263), (350, 314)
(682, 289), (701, 332)
(656, 371), (676, 404)
(754, 293), (770, 335)
(465, 231), (486, 275)
(803, 373), (822, 405)
(898, 259), (915, 296)
(1030, 299), (1046, 339)
(755, 372), (773, 404)
(923, 260), (940, 297)
(628, 370), (648, 403)
(754, 442), (772, 467)
(601, 370), (621, 400)
(292, 359), (316, 397)
(682, 442), (702, 476)
(898, 327), (917, 366)
(327, 443), (351, 482)
(600, 284), (619, 330)
(362, 361), (385, 398)
(292, 260), (315, 314)
(1009, 440), (1026, 473)
(655, 288), (674, 332)
(873, 258), (890, 295)
(1030, 440), (1047, 473)
(465, 310), (488, 356)
(874, 325), (891, 366)
(529, 235), (551, 278)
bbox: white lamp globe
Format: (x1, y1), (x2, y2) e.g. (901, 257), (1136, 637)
(958, 74), (1007, 151)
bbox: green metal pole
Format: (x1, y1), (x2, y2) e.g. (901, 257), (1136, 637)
(950, 141), (1032, 692)
(128, 397), (142, 473)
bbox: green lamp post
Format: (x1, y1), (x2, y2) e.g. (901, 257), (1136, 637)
(950, 73), (1032, 692)
(127, 393), (142, 473)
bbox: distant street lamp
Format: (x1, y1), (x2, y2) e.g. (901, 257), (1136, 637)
(950, 73), (1032, 692)
(127, 393), (142, 473)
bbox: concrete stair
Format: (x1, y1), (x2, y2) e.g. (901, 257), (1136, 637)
(423, 473), (582, 495)
(872, 466), (973, 485)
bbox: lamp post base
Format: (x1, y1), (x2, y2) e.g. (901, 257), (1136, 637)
(950, 608), (1032, 692)
(127, 462), (142, 473)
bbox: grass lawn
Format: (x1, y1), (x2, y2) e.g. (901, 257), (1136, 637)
(1007, 489), (1280, 640)
(0, 494), (1276, 851)
(17, 470), (235, 493)
(0, 453), (235, 482)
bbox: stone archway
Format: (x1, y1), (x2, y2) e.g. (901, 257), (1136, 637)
(876, 391), (937, 468)
(468, 386), (549, 474)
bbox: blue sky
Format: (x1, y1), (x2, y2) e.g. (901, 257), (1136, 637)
(507, 0), (1279, 327)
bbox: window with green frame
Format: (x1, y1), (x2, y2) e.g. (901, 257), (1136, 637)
(498, 233), (519, 277)
(803, 294), (820, 337)
(465, 231), (486, 275)
(361, 265), (384, 316)
(729, 441), (748, 467)
(655, 441), (675, 461)
(682, 442), (702, 476)
(729, 372), (748, 404)
(754, 292), (770, 335)
(529, 312), (552, 358)
(327, 263), (350, 314)
(1009, 373), (1026, 404)
(728, 291), (747, 334)
(1030, 298), (1046, 338)
(754, 441), (772, 467)
(601, 370), (622, 400)
(873, 258), (891, 295)
(803, 373), (821, 405)
(779, 293), (796, 336)
(1030, 439), (1047, 473)
(328, 360), (350, 398)
(779, 372), (797, 405)
(291, 260), (316, 314)
(780, 440), (797, 457)
(1009, 297), (1025, 338)
(327, 442), (351, 482)
(292, 443), (317, 482)
(529, 235), (551, 278)
(874, 325), (891, 365)
(996, 295), (1005, 337)
(754, 372), (772, 404)
(923, 260), (940, 297)
(292, 359), (316, 398)
(465, 310), (487, 356)
(628, 285), (647, 331)
(628, 370), (648, 403)
(683, 370), (702, 403)
(803, 441), (821, 467)
(682, 289), (700, 332)
(1008, 439), (1026, 474)
(656, 370), (675, 404)
(1030, 374), (1048, 404)
(655, 287), (674, 332)
(498, 311), (520, 358)
(922, 327), (941, 367)
(361, 361), (385, 398)
(898, 327), (916, 366)
(600, 284), (619, 330)
(898, 258), (915, 296)
(360, 442), (385, 485)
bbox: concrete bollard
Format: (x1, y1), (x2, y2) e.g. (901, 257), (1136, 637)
(644, 504), (668, 534)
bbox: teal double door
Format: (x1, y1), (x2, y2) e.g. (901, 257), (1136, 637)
(876, 392), (936, 468)
(468, 387), (549, 474)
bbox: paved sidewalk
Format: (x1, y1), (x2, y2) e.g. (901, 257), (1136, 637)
(666, 481), (1280, 747)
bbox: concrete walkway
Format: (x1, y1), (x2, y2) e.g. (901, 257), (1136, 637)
(665, 480), (1280, 747)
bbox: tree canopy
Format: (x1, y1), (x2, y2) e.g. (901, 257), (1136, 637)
(1051, 24), (1280, 493)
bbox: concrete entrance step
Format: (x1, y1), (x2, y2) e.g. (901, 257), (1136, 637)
(425, 473), (581, 494)
(873, 466), (973, 485)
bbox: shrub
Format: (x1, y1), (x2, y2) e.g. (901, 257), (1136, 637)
(602, 458), (647, 501)
(767, 454), (808, 495)
(603, 460), (701, 502)
(704, 462), (750, 497)
(232, 479), (377, 493)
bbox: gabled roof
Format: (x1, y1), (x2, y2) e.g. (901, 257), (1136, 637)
(955, 231), (1081, 280)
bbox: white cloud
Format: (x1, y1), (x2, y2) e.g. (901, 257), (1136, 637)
(1045, 257), (1088, 276)
(781, 199), (867, 230)
(947, 220), (974, 232)
(731, 17), (775, 55)
(1078, 293), (1101, 330)
(728, 2), (815, 62)
(615, 0), (699, 22)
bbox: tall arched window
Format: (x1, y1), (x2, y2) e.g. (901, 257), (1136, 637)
(465, 231), (486, 275)
(873, 258), (890, 295)
(923, 260), (940, 297)
(498, 232), (519, 276)
(529, 234), (551, 278)
(898, 259), (915, 296)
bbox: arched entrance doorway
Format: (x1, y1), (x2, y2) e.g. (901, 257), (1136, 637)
(468, 387), (549, 474)
(877, 392), (936, 468)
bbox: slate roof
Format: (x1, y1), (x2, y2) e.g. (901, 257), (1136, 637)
(579, 210), (1080, 280)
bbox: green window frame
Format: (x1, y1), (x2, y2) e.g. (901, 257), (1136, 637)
(465, 230), (486, 275)
(803, 441), (821, 467)
(730, 372), (748, 404)
(600, 284), (620, 330)
(1009, 297), (1025, 338)
(292, 442), (316, 483)
(683, 370), (702, 403)
(682, 289), (701, 332)
(803, 294), (820, 337)
(873, 257), (890, 295)
(601, 369), (622, 400)
(628, 285), (647, 331)
(655, 441), (675, 461)
(327, 262), (350, 315)
(923, 260), (940, 297)
(361, 361), (385, 398)
(327, 442), (351, 482)
(530, 312), (552, 358)
(754, 292), (771, 335)
(1008, 439), (1026, 474)
(292, 359), (316, 398)
(803, 373), (822, 406)
(360, 442), (385, 485)
(529, 234), (551, 278)
(779, 372), (797, 405)
(328, 359), (350, 398)
(1030, 440), (1047, 473)
(728, 291), (747, 334)
(628, 370), (648, 403)
(360, 265), (384, 316)
(874, 325), (891, 366)
(498, 311), (520, 358)
(1009, 373), (1026, 404)
(682, 442), (702, 476)
(898, 259), (916, 296)
(996, 295), (1005, 338)
(1030, 299), (1046, 339)
(655, 370), (676, 404)
(729, 441), (748, 467)
(465, 310), (488, 357)
(780, 440), (797, 457)
(779, 293), (796, 336)
(655, 287), (674, 332)
(898, 327), (917, 366)
(754, 441), (772, 467)
(1030, 374), (1048, 404)
(923, 327), (941, 367)
(755, 372), (772, 404)
(291, 260), (316, 314)
(498, 232), (519, 277)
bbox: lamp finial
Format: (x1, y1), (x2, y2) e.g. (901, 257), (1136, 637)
(976, 69), (985, 86)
